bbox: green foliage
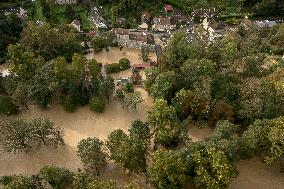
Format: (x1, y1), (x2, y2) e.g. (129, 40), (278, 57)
(104, 63), (121, 74)
(92, 32), (114, 52)
(104, 58), (130, 74)
(118, 58), (131, 70)
(148, 149), (191, 189)
(77, 137), (106, 175)
(1, 175), (43, 189)
(63, 95), (77, 112)
(89, 97), (105, 113)
(39, 165), (74, 189)
(0, 13), (23, 63)
(0, 95), (18, 116)
(106, 120), (150, 173)
(173, 89), (210, 120)
(124, 91), (144, 111)
(209, 101), (234, 127)
(0, 118), (64, 153)
(20, 22), (82, 61)
(148, 99), (185, 146)
(8, 44), (45, 80)
(141, 46), (150, 62)
(161, 32), (204, 71)
(191, 147), (237, 189)
(242, 117), (284, 164)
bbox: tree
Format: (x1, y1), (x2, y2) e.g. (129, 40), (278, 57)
(0, 13), (23, 63)
(89, 97), (105, 113)
(242, 117), (284, 166)
(141, 46), (150, 62)
(1, 175), (44, 189)
(0, 95), (18, 116)
(0, 118), (33, 152)
(53, 57), (68, 79)
(148, 99), (184, 146)
(8, 44), (45, 80)
(209, 101), (234, 127)
(118, 58), (131, 70)
(29, 118), (64, 147)
(106, 121), (150, 173)
(150, 71), (177, 102)
(77, 137), (106, 176)
(99, 76), (115, 102)
(0, 118), (64, 153)
(173, 89), (210, 120)
(124, 91), (144, 111)
(148, 149), (191, 189)
(40, 165), (74, 189)
(20, 22), (81, 61)
(161, 32), (204, 71)
(144, 67), (159, 92)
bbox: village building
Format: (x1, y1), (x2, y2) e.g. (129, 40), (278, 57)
(139, 23), (149, 30)
(164, 4), (173, 13)
(254, 20), (277, 28)
(70, 20), (81, 32)
(116, 17), (126, 28)
(112, 28), (155, 50)
(1, 7), (27, 18)
(90, 7), (107, 29)
(201, 16), (227, 41)
(54, 0), (77, 4)
(152, 17), (176, 31)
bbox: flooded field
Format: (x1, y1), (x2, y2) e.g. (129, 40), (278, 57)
(0, 49), (283, 188)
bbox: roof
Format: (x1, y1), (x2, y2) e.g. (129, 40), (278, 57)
(116, 17), (126, 23)
(129, 33), (148, 42)
(241, 17), (254, 26)
(255, 20), (277, 28)
(71, 20), (81, 26)
(164, 4), (173, 12)
(112, 28), (130, 35)
(153, 17), (173, 25)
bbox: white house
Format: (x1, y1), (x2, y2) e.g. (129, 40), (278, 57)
(139, 23), (149, 30)
(70, 20), (81, 32)
(152, 17), (176, 32)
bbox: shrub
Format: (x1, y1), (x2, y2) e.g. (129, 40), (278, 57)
(89, 97), (105, 113)
(63, 95), (77, 112)
(0, 95), (18, 116)
(104, 63), (121, 74)
(209, 101), (234, 127)
(39, 165), (74, 189)
(124, 83), (134, 93)
(119, 58), (131, 70)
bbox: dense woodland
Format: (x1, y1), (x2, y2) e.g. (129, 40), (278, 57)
(0, 0), (284, 189)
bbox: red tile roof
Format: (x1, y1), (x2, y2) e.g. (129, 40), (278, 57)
(164, 4), (173, 12)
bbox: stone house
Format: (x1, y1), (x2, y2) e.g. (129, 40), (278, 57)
(70, 20), (81, 32)
(152, 17), (176, 31)
(54, 0), (77, 4)
(112, 28), (155, 50)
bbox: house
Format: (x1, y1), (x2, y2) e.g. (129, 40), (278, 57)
(152, 17), (176, 31)
(196, 16), (227, 42)
(112, 28), (155, 50)
(139, 23), (149, 30)
(116, 17), (126, 28)
(255, 20), (277, 28)
(90, 7), (107, 29)
(54, 0), (77, 4)
(164, 4), (173, 12)
(71, 20), (81, 32)
(1, 7), (27, 18)
(191, 8), (216, 23)
(241, 16), (254, 28)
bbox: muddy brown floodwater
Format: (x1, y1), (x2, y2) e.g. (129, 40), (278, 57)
(0, 48), (283, 188)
